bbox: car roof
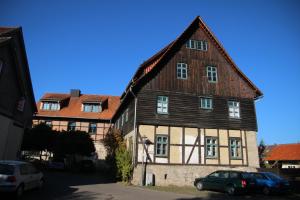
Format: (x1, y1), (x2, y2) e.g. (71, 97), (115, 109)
(216, 170), (244, 173)
(0, 160), (29, 165)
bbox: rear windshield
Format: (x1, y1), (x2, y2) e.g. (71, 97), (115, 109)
(0, 164), (14, 175)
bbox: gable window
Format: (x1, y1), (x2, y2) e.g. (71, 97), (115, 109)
(88, 123), (97, 134)
(200, 97), (213, 109)
(228, 101), (240, 118)
(156, 135), (168, 157)
(157, 96), (168, 114)
(177, 63), (187, 79)
(186, 39), (208, 51)
(207, 66), (217, 82)
(42, 101), (60, 111)
(229, 138), (242, 159)
(67, 121), (76, 131)
(83, 103), (101, 112)
(206, 137), (218, 158)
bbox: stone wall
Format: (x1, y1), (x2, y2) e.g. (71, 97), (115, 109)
(132, 164), (257, 186)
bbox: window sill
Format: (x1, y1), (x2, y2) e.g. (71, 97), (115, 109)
(205, 156), (218, 159)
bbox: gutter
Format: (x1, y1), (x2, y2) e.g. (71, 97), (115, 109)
(129, 86), (138, 166)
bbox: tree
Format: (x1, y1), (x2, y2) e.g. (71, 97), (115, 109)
(258, 139), (266, 168)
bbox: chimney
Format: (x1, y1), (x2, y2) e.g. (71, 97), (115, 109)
(70, 89), (81, 97)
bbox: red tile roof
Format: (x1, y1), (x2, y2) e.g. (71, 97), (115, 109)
(265, 143), (300, 161)
(36, 93), (120, 120)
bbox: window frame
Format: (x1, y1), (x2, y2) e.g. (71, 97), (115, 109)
(229, 137), (242, 159)
(67, 121), (76, 131)
(200, 97), (213, 110)
(42, 101), (60, 111)
(176, 63), (188, 79)
(228, 101), (241, 119)
(157, 96), (169, 114)
(186, 39), (208, 51)
(205, 137), (218, 158)
(155, 135), (168, 157)
(83, 103), (101, 113)
(88, 123), (97, 134)
(45, 120), (52, 128)
(206, 66), (218, 83)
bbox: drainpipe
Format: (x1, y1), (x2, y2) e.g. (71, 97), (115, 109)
(129, 86), (137, 167)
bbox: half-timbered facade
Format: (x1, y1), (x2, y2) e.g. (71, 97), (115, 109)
(113, 16), (263, 186)
(33, 89), (120, 159)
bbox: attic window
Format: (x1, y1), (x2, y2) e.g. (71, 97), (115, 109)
(42, 101), (60, 111)
(83, 103), (101, 113)
(186, 39), (208, 51)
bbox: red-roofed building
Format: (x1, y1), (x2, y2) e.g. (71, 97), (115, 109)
(33, 89), (120, 159)
(264, 143), (300, 169)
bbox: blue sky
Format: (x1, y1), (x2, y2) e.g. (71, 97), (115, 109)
(1, 0), (299, 145)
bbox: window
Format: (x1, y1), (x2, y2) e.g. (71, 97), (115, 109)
(207, 66), (217, 82)
(83, 103), (101, 112)
(228, 101), (240, 118)
(42, 101), (60, 111)
(230, 138), (242, 158)
(186, 39), (208, 51)
(206, 137), (218, 158)
(67, 121), (76, 131)
(88, 123), (97, 134)
(156, 135), (168, 157)
(177, 63), (187, 79)
(45, 120), (52, 127)
(200, 98), (213, 109)
(121, 113), (124, 126)
(157, 96), (168, 114)
(125, 108), (129, 122)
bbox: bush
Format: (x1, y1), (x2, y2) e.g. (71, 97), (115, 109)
(115, 142), (133, 182)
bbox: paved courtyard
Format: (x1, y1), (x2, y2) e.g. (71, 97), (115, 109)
(10, 171), (297, 200)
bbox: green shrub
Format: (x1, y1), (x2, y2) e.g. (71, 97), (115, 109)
(115, 143), (133, 182)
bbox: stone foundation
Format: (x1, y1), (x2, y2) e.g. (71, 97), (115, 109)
(132, 164), (257, 186)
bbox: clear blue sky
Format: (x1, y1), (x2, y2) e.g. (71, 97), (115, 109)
(1, 0), (299, 145)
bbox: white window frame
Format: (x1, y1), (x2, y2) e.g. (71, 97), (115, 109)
(228, 101), (240, 119)
(200, 97), (213, 109)
(157, 96), (168, 114)
(206, 137), (218, 158)
(207, 66), (218, 83)
(125, 108), (129, 122)
(176, 63), (188, 79)
(42, 101), (60, 111)
(83, 103), (101, 113)
(186, 39), (208, 51)
(229, 138), (242, 159)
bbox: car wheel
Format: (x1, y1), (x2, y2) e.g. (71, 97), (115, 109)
(38, 179), (45, 189)
(263, 187), (270, 195)
(196, 181), (204, 191)
(16, 184), (24, 198)
(226, 185), (235, 195)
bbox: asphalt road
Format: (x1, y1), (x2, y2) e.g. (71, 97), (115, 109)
(4, 171), (298, 200)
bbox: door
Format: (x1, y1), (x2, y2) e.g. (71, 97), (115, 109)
(203, 171), (220, 190)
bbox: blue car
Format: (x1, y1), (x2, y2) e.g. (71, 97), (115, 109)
(248, 172), (290, 195)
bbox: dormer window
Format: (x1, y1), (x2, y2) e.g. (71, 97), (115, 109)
(83, 103), (101, 112)
(42, 101), (60, 111)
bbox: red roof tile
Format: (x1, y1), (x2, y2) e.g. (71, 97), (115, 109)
(265, 143), (300, 161)
(36, 93), (120, 120)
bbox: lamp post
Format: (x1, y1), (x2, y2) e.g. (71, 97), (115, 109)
(141, 136), (151, 186)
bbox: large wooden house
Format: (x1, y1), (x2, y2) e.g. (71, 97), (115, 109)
(113, 16), (263, 186)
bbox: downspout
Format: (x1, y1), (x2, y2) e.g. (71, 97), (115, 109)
(129, 86), (137, 166)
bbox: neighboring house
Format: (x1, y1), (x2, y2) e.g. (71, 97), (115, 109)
(113, 16), (263, 186)
(33, 89), (120, 159)
(0, 27), (37, 160)
(264, 143), (300, 169)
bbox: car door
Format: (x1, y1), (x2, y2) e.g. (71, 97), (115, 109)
(19, 164), (31, 190)
(203, 171), (220, 190)
(216, 171), (229, 191)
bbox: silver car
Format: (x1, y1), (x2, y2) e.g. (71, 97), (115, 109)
(0, 160), (44, 197)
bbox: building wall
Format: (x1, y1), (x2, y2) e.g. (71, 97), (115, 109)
(0, 114), (23, 160)
(32, 119), (111, 159)
(133, 124), (259, 186)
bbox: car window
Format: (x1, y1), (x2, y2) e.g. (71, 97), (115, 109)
(20, 164), (29, 175)
(254, 173), (265, 179)
(0, 164), (14, 175)
(230, 172), (240, 178)
(265, 173), (281, 180)
(219, 172), (229, 178)
(27, 164), (38, 174)
(208, 172), (220, 178)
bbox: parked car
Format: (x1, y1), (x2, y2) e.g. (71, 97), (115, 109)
(0, 160), (44, 197)
(248, 172), (290, 195)
(79, 160), (96, 172)
(194, 170), (253, 195)
(48, 158), (65, 170)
